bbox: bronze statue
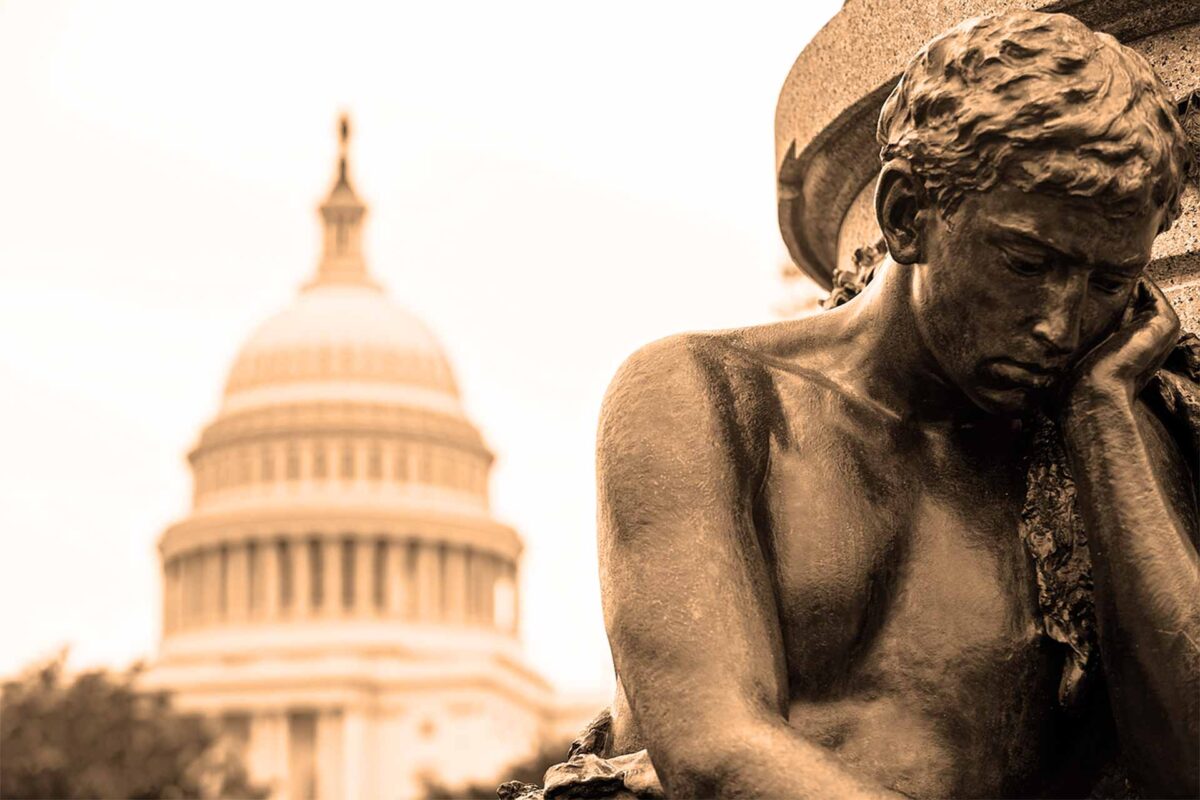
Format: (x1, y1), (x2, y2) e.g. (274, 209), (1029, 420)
(505, 10), (1198, 799)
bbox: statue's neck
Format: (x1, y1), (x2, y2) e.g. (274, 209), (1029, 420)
(836, 259), (990, 427)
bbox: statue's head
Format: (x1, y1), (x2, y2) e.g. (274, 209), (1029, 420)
(875, 10), (1190, 415)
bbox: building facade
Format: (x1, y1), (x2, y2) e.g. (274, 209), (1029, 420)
(142, 119), (581, 800)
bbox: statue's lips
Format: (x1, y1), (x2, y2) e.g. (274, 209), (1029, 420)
(986, 358), (1060, 389)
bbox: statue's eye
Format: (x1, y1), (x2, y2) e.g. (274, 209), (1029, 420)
(1004, 257), (1049, 277)
(1090, 274), (1128, 295)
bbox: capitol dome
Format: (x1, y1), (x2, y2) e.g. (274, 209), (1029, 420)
(222, 283), (463, 416)
(144, 117), (562, 800)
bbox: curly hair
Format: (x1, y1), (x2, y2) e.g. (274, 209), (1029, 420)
(878, 11), (1190, 230)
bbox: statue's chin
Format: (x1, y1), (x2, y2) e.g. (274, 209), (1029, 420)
(966, 383), (1044, 418)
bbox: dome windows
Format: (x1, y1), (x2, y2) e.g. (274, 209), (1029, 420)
(193, 436), (490, 506)
(313, 443), (327, 479)
(367, 445), (383, 480)
(286, 446), (301, 481)
(260, 447), (275, 482)
(393, 444), (409, 481)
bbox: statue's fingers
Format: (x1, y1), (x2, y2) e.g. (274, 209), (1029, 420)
(1131, 278), (1180, 340)
(1126, 283), (1181, 386)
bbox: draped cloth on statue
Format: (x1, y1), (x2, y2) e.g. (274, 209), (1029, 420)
(498, 709), (663, 800)
(1021, 332), (1200, 709)
(501, 334), (1200, 800)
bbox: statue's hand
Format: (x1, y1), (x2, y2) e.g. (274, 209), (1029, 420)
(1068, 277), (1180, 405)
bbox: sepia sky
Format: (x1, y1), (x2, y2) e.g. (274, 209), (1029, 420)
(0, 1), (836, 695)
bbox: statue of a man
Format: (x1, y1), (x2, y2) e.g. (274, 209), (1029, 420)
(585, 10), (1196, 799)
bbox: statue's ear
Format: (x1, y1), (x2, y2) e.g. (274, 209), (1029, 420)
(875, 162), (927, 265)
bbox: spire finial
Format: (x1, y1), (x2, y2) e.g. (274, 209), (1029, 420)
(338, 114), (350, 183)
(306, 113), (377, 292)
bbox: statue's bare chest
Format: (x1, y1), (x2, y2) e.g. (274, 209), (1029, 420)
(758, 405), (1069, 795)
(762, 424), (1042, 672)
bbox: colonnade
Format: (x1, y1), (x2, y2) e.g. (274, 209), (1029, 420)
(162, 535), (516, 635)
(193, 436), (489, 502)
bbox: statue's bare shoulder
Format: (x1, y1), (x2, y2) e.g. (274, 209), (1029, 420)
(597, 313), (835, 497)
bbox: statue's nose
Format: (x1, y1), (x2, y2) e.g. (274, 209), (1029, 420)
(1031, 275), (1088, 356)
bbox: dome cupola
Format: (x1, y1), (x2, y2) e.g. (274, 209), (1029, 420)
(307, 115), (375, 291)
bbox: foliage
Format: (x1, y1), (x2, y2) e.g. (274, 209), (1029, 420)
(0, 653), (267, 800)
(422, 738), (574, 800)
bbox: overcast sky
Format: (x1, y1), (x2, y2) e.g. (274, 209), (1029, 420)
(0, 1), (836, 696)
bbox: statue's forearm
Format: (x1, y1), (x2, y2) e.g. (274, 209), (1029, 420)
(1063, 385), (1200, 794)
(661, 716), (909, 800)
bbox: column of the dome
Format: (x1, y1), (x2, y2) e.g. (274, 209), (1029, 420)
(464, 549), (478, 624)
(278, 541), (293, 615)
(245, 543), (260, 618)
(481, 552), (495, 625)
(293, 537), (312, 618)
(480, 554), (496, 628)
(415, 542), (439, 621)
(468, 550), (486, 626)
(405, 542), (420, 619)
(177, 556), (190, 630)
(385, 540), (406, 616)
(169, 559), (181, 634)
(261, 539), (280, 621)
(486, 555), (499, 627)
(354, 537), (373, 615)
(202, 548), (221, 626)
(227, 543), (248, 623)
(191, 552), (205, 628)
(323, 538), (342, 617)
(182, 554), (194, 628)
(175, 557), (188, 631)
(444, 545), (467, 624)
(217, 558), (226, 627)
(217, 546), (230, 621)
(195, 552), (208, 627)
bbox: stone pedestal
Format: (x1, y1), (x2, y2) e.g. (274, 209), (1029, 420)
(776, 0), (1199, 327)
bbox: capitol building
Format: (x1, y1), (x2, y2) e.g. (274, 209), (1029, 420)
(142, 119), (593, 800)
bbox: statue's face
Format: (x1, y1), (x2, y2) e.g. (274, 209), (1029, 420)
(913, 184), (1164, 416)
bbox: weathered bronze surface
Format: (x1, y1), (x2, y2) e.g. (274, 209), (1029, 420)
(512, 10), (1199, 800)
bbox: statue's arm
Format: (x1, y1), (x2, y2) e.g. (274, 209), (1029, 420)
(596, 335), (903, 800)
(1062, 283), (1200, 797)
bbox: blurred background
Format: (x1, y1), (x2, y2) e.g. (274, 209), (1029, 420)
(0, 2), (836, 797)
